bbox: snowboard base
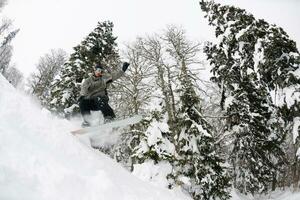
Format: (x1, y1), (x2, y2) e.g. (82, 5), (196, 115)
(71, 115), (142, 135)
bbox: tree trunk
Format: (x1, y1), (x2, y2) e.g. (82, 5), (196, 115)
(293, 142), (300, 190)
(157, 65), (174, 124)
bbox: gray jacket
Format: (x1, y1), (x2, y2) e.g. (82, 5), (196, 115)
(80, 68), (124, 99)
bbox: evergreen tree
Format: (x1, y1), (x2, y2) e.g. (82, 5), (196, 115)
(172, 60), (231, 200)
(199, 0), (300, 193)
(132, 111), (175, 164)
(48, 21), (120, 117)
(129, 111), (176, 188)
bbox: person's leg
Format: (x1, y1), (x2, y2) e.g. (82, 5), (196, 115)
(101, 102), (116, 123)
(93, 97), (115, 123)
(79, 98), (92, 126)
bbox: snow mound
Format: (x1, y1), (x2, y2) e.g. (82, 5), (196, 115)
(0, 74), (190, 200)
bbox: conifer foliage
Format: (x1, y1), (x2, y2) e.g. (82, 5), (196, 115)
(173, 63), (231, 200)
(133, 111), (175, 164)
(48, 21), (120, 116)
(200, 0), (300, 194)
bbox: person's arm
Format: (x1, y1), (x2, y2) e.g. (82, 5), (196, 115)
(110, 69), (124, 81)
(80, 78), (90, 97)
(106, 62), (130, 84)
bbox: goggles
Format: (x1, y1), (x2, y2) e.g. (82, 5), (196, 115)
(95, 68), (103, 73)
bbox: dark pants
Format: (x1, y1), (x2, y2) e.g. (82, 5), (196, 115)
(79, 96), (115, 120)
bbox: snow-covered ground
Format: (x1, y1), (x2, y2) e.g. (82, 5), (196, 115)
(0, 74), (300, 200)
(0, 74), (190, 200)
(230, 189), (300, 200)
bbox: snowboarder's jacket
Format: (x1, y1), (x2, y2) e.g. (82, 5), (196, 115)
(80, 68), (124, 99)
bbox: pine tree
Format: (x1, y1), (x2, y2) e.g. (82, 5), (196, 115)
(125, 111), (176, 188)
(132, 111), (175, 164)
(200, 0), (300, 193)
(172, 58), (231, 200)
(48, 21), (120, 117)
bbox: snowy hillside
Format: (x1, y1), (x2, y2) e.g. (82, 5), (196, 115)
(0, 74), (190, 200)
(1, 73), (300, 200)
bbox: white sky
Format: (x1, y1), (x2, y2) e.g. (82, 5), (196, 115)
(2, 0), (300, 77)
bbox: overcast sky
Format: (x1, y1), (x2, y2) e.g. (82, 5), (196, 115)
(2, 0), (300, 77)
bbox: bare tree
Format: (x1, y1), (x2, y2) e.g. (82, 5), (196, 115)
(0, 2), (20, 84)
(138, 35), (178, 126)
(27, 49), (67, 105)
(162, 25), (204, 125)
(3, 65), (24, 88)
(111, 39), (155, 116)
(163, 25), (202, 66)
(163, 25), (203, 86)
(117, 26), (204, 129)
(0, 18), (19, 75)
(0, 44), (12, 74)
(0, 0), (7, 10)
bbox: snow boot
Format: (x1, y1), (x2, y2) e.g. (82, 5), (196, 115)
(81, 121), (91, 128)
(104, 116), (114, 124)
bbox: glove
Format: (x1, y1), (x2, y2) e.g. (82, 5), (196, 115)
(122, 62), (130, 72)
(91, 96), (109, 106)
(94, 95), (109, 103)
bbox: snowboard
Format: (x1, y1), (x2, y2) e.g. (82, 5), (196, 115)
(71, 115), (143, 135)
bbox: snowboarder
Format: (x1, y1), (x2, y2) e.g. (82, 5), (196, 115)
(78, 62), (130, 127)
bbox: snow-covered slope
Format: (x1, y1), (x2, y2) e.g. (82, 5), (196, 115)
(2, 74), (300, 200)
(0, 74), (190, 200)
(231, 189), (300, 200)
